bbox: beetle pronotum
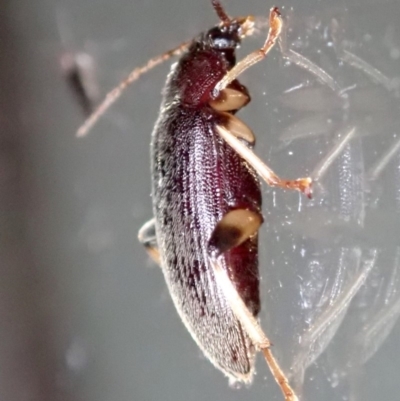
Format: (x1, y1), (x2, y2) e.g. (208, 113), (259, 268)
(77, 2), (312, 400)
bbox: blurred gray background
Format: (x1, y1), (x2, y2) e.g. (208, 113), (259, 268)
(1, 0), (399, 400)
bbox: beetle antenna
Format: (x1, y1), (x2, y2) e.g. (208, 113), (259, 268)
(76, 40), (190, 137)
(211, 0), (231, 25)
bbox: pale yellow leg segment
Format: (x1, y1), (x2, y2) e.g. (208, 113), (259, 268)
(214, 7), (283, 94)
(216, 125), (312, 197)
(209, 88), (250, 112)
(209, 209), (262, 255)
(211, 258), (299, 401)
(217, 112), (255, 144)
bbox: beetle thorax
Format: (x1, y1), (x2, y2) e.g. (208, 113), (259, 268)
(169, 22), (244, 107)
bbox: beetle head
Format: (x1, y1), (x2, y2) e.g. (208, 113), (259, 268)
(206, 16), (255, 52)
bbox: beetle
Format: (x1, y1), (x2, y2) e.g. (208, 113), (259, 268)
(77, 2), (311, 400)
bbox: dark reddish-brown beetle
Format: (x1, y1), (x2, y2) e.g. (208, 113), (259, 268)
(77, 2), (311, 400)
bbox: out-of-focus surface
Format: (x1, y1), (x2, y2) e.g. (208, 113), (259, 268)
(0, 0), (399, 400)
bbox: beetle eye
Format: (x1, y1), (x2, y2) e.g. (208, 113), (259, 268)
(212, 36), (235, 49)
(207, 25), (240, 50)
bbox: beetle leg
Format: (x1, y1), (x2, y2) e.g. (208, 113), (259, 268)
(208, 209), (263, 256)
(138, 218), (161, 266)
(209, 87), (250, 112)
(216, 125), (312, 197)
(217, 112), (255, 145)
(214, 7), (282, 94)
(208, 208), (298, 400)
(210, 258), (299, 401)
